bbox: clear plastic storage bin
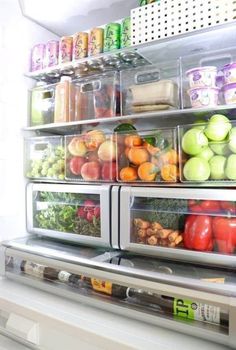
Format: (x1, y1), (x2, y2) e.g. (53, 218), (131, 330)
(178, 118), (236, 184)
(116, 128), (178, 183)
(26, 183), (110, 246)
(121, 62), (180, 115)
(72, 71), (120, 120)
(29, 83), (56, 126)
(24, 136), (65, 181)
(181, 46), (236, 109)
(65, 130), (117, 182)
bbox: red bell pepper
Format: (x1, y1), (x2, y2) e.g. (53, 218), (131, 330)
(220, 201), (236, 215)
(212, 217), (236, 254)
(184, 215), (213, 251)
(188, 200), (221, 213)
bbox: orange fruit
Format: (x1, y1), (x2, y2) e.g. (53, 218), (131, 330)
(151, 156), (159, 167)
(124, 135), (142, 147)
(128, 147), (149, 165)
(145, 143), (161, 156)
(120, 167), (138, 181)
(124, 147), (130, 158)
(161, 164), (178, 182)
(159, 149), (178, 165)
(138, 162), (158, 181)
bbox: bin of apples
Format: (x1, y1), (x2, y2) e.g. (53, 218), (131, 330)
(116, 128), (178, 182)
(65, 130), (117, 182)
(179, 114), (236, 182)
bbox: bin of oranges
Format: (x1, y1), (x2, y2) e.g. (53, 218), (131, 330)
(116, 128), (179, 183)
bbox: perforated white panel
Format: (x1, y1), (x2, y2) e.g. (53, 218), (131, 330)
(131, 0), (236, 46)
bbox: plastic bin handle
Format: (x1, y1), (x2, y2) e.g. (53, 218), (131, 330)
(80, 80), (101, 93)
(135, 70), (160, 84)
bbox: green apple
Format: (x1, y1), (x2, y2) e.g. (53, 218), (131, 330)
(204, 114), (231, 141)
(182, 128), (208, 155)
(197, 147), (214, 161)
(209, 155), (226, 180)
(209, 142), (230, 156)
(183, 157), (210, 181)
(225, 154), (236, 180)
(229, 127), (236, 153)
(193, 119), (207, 130)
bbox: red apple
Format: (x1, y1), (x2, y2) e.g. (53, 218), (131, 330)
(69, 156), (86, 175)
(101, 162), (117, 181)
(81, 161), (101, 181)
(87, 150), (99, 162)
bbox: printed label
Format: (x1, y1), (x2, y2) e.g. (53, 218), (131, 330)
(173, 298), (220, 324)
(91, 278), (112, 295)
(58, 271), (71, 283)
(24, 262), (45, 279)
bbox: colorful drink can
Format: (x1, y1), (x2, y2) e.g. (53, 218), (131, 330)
(104, 23), (121, 52)
(59, 36), (73, 64)
(73, 32), (88, 60)
(121, 17), (131, 48)
(45, 40), (59, 67)
(31, 43), (45, 71)
(88, 28), (104, 56)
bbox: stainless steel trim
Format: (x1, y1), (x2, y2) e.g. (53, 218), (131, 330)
(111, 186), (120, 249)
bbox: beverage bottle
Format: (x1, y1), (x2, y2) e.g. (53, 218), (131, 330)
(127, 288), (229, 327)
(54, 76), (75, 123)
(20, 260), (59, 281)
(82, 276), (127, 298)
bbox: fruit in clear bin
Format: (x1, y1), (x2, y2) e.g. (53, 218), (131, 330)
(194, 146), (214, 161)
(204, 114), (231, 141)
(84, 130), (106, 151)
(225, 154), (236, 180)
(161, 164), (178, 182)
(159, 149), (178, 165)
(145, 143), (161, 156)
(209, 142), (230, 156)
(81, 161), (101, 180)
(182, 128), (208, 155)
(69, 156), (86, 175)
(138, 162), (157, 181)
(101, 162), (117, 181)
(209, 155), (226, 180)
(183, 157), (210, 181)
(87, 150), (98, 162)
(127, 147), (149, 165)
(68, 137), (87, 157)
(124, 135), (142, 147)
(229, 127), (236, 153)
(98, 140), (116, 162)
(119, 166), (138, 181)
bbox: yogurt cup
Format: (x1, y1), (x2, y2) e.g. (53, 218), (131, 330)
(188, 87), (219, 108)
(222, 63), (236, 84)
(222, 83), (236, 105)
(186, 66), (217, 88)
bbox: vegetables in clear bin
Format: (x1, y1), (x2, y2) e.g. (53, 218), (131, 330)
(212, 217), (236, 254)
(183, 215), (213, 252)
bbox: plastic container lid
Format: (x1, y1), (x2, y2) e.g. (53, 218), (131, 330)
(60, 76), (72, 82)
(221, 82), (236, 92)
(186, 66), (217, 76)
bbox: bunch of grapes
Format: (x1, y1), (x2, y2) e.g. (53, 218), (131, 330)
(27, 144), (65, 180)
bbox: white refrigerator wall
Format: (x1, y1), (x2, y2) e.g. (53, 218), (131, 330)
(0, 0), (58, 241)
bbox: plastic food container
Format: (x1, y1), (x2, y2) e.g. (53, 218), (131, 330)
(222, 63), (236, 84)
(222, 83), (236, 105)
(188, 87), (219, 108)
(186, 66), (217, 88)
(72, 72), (120, 120)
(65, 130), (117, 182)
(24, 136), (65, 181)
(30, 83), (55, 126)
(121, 63), (179, 115)
(178, 120), (236, 184)
(116, 128), (178, 183)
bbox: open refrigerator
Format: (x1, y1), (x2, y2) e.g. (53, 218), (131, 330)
(1, 0), (236, 349)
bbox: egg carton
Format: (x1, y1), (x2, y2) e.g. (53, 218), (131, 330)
(131, 0), (236, 46)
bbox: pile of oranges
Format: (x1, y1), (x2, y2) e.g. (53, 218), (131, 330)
(118, 133), (179, 182)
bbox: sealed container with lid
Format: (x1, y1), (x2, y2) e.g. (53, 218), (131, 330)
(65, 130), (117, 182)
(186, 66), (218, 88)
(24, 135), (65, 181)
(121, 62), (179, 115)
(72, 71), (120, 121)
(116, 128), (178, 183)
(222, 83), (236, 104)
(178, 116), (236, 184)
(188, 87), (219, 108)
(30, 82), (55, 126)
(222, 62), (236, 84)
(54, 76), (76, 123)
